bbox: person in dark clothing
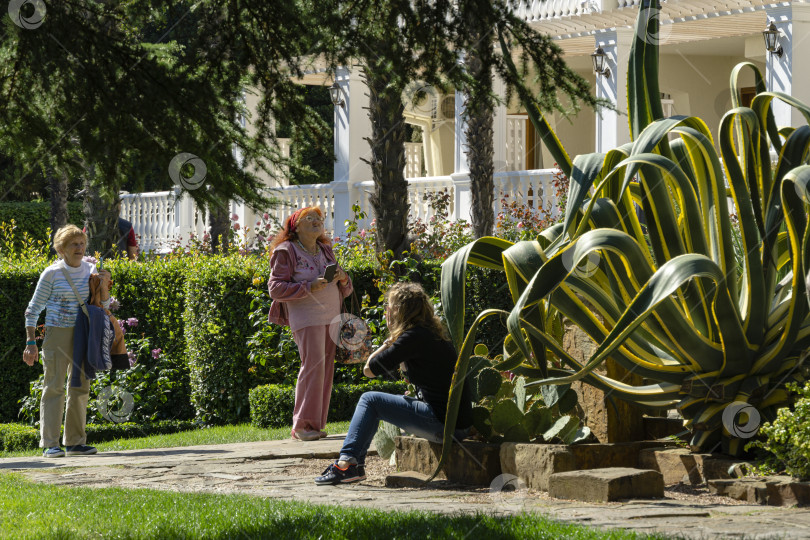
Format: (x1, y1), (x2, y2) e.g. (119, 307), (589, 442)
(114, 200), (138, 260)
(315, 282), (472, 485)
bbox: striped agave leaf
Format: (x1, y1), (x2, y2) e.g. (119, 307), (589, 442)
(432, 0), (810, 478)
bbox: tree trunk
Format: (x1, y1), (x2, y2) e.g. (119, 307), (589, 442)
(209, 201), (230, 254)
(362, 62), (410, 258)
(465, 24), (495, 239)
(48, 166), (69, 256)
(83, 167), (120, 259)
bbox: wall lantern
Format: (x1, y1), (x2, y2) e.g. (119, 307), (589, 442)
(329, 81), (345, 108)
(763, 22), (784, 58)
(591, 47), (611, 79)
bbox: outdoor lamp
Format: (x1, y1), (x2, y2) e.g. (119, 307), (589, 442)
(591, 47), (611, 79)
(329, 81), (345, 108)
(763, 22), (784, 58)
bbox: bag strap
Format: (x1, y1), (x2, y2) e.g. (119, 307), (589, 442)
(59, 264), (91, 320)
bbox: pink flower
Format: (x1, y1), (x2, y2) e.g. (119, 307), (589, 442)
(263, 213), (270, 221)
(517, 222), (524, 228)
(126, 317), (138, 327)
(109, 296), (120, 312)
(231, 213), (239, 221)
(370, 219), (376, 226)
(257, 235), (265, 242)
(127, 351), (137, 367)
(151, 348), (162, 359)
(359, 229), (366, 238)
(83, 255), (97, 265)
(233, 223), (241, 231)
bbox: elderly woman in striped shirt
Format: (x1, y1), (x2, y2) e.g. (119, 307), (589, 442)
(23, 225), (111, 458)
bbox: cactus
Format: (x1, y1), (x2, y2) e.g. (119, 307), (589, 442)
(469, 370), (591, 444)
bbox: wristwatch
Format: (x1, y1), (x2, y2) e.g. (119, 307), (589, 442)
(26, 340), (36, 346)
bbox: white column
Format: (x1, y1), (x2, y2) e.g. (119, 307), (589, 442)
(594, 29), (633, 152)
(332, 66), (372, 237)
(492, 75), (508, 173)
(765, 4), (810, 129)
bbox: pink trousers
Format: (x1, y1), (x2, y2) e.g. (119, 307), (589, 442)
(291, 324), (336, 431)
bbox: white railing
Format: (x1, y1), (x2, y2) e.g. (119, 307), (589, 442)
(511, 0), (594, 22)
(270, 182), (338, 234)
(506, 116), (527, 171)
(121, 169), (562, 252)
(494, 169), (561, 220)
(404, 142), (424, 178)
(120, 189), (207, 252)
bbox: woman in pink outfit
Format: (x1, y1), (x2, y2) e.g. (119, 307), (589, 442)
(268, 206), (353, 441)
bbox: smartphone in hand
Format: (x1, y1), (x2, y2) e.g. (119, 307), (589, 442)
(97, 257), (104, 271)
(323, 263), (338, 283)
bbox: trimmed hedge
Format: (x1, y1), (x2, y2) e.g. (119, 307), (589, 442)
(1, 251), (509, 425)
(0, 420), (197, 452)
(0, 258), (49, 421)
(249, 380), (408, 428)
(0, 201), (84, 246)
(185, 256), (271, 424)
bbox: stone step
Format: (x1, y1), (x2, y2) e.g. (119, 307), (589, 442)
(548, 467), (664, 502)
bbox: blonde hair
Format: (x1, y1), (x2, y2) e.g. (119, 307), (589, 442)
(52, 225), (87, 258)
(385, 282), (449, 343)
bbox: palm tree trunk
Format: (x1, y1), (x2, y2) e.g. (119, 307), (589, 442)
(465, 23), (495, 239)
(362, 62), (410, 257)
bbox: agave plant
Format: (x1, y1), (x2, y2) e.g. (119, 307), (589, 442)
(435, 0), (810, 476)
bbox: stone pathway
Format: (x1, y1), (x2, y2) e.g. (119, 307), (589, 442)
(2, 436), (810, 539)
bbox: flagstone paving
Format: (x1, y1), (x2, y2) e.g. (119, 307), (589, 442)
(2, 435), (810, 539)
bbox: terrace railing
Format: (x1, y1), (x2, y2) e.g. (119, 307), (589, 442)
(121, 169), (561, 252)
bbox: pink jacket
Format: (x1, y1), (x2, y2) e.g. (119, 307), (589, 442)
(267, 241), (353, 327)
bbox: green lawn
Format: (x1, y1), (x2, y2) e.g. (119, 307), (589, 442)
(0, 473), (672, 540)
(0, 421), (351, 458)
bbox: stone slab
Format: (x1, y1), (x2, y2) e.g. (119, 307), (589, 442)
(394, 437), (501, 486)
(638, 447), (751, 485)
(385, 471), (432, 488)
(709, 476), (810, 507)
(548, 467), (664, 502)
(500, 441), (676, 491)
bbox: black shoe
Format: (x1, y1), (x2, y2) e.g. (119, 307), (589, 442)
(356, 464), (367, 481)
(65, 444), (97, 456)
(314, 462), (363, 485)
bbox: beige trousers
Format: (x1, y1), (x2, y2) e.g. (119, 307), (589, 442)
(40, 326), (90, 448)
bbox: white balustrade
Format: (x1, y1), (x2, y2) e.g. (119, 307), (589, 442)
(511, 0), (593, 22)
(121, 169), (562, 252)
(404, 142), (424, 178)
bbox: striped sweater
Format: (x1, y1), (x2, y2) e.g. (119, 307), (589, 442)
(25, 260), (101, 328)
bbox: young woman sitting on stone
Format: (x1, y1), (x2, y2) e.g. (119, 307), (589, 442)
(315, 282), (472, 485)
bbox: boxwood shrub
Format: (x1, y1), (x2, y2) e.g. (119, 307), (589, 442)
(0, 258), (49, 422)
(0, 419), (197, 452)
(249, 380), (408, 428)
(185, 255), (270, 425)
(1, 249), (509, 425)
(0, 201), (84, 248)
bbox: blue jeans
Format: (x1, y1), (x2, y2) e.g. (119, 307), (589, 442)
(338, 391), (466, 465)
